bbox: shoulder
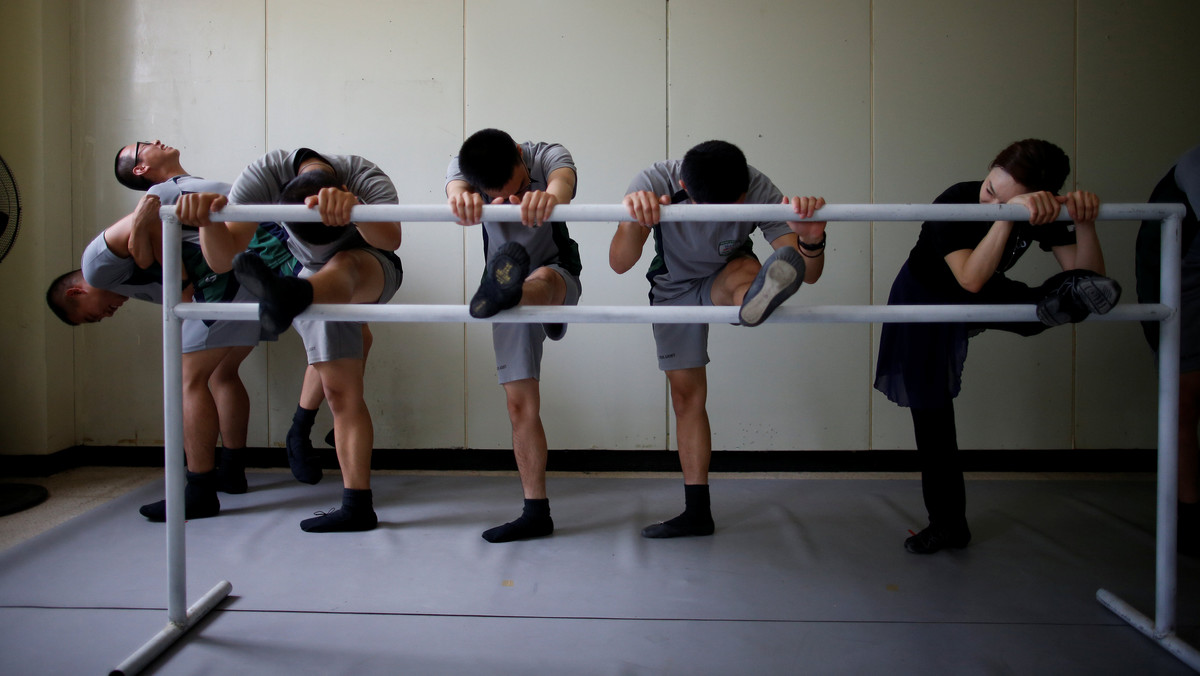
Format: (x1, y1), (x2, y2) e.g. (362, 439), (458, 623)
(627, 160), (680, 194)
(745, 165), (782, 203)
(933, 181), (981, 205)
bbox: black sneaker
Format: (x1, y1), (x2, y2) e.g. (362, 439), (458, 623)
(904, 522), (971, 554)
(739, 247), (805, 327)
(470, 242), (530, 319)
(1036, 270), (1122, 327)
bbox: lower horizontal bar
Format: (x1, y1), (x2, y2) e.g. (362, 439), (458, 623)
(1097, 589), (1200, 671)
(173, 303), (1169, 325)
(110, 580), (232, 676)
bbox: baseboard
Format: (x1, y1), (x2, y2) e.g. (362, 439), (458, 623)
(0, 446), (1159, 478)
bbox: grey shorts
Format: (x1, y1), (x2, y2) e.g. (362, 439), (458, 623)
(182, 285), (278, 354)
(493, 263), (581, 384)
(651, 272), (719, 372)
(294, 247), (403, 365)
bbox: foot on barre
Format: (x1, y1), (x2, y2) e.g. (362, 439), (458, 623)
(470, 242), (529, 319)
(482, 498), (554, 543)
(739, 246), (805, 327)
(300, 488), (377, 533)
(139, 470), (220, 522)
(233, 251), (314, 333)
(904, 521), (971, 554)
(1035, 269), (1121, 327)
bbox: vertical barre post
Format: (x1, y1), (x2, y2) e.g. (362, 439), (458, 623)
(161, 213), (187, 624)
(1155, 212), (1183, 637)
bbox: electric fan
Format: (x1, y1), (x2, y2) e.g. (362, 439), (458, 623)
(0, 153), (50, 516)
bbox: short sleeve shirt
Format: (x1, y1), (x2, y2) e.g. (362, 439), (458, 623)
(906, 181), (1077, 297)
(445, 142), (581, 275)
(229, 149), (399, 269)
(626, 161), (791, 303)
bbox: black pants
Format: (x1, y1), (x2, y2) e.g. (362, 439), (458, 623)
(911, 404), (965, 527)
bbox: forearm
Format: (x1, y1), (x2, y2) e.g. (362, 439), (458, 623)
(356, 222), (403, 250)
(1062, 223), (1106, 275)
(101, 215), (136, 258)
(948, 221), (1013, 292)
(610, 223), (647, 274)
(199, 221), (253, 273)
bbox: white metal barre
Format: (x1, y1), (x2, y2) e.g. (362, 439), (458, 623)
(170, 302), (1172, 325)
(127, 202), (1194, 674)
(187, 202), (1166, 224)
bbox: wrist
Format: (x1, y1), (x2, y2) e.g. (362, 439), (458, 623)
(797, 233), (826, 251)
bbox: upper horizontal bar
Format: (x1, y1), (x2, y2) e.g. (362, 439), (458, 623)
(173, 302), (1169, 324)
(159, 202), (1186, 224)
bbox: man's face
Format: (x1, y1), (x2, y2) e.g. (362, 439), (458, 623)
(67, 287), (127, 324)
(482, 163), (531, 202)
(121, 140), (179, 173)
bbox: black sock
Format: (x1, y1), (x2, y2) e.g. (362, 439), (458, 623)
(139, 470), (221, 522)
(642, 484), (715, 538)
(285, 406), (323, 485)
(216, 446), (248, 494)
(233, 251), (314, 333)
(301, 488), (378, 533)
(482, 498), (554, 543)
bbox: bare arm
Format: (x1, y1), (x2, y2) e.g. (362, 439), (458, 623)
(610, 191), (666, 274)
(307, 186), (402, 251)
(175, 192), (256, 273)
(943, 190), (1060, 293)
(1050, 190), (1105, 274)
(781, 195), (827, 284)
(126, 193), (163, 268)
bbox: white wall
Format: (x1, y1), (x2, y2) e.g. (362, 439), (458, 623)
(15, 0), (1200, 456)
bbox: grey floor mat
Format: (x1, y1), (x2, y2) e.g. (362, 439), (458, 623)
(0, 473), (1196, 674)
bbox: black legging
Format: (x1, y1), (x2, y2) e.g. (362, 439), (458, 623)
(911, 404), (965, 527)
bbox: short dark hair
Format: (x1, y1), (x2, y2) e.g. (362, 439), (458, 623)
(279, 168), (341, 205)
(114, 146), (152, 191)
(990, 139), (1070, 194)
(46, 270), (82, 326)
(681, 140), (750, 204)
(278, 169), (345, 244)
(457, 128), (520, 191)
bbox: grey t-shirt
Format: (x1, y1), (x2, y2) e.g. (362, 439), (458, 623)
(445, 141), (581, 274)
(82, 175), (235, 302)
(228, 148), (399, 269)
(625, 160), (791, 304)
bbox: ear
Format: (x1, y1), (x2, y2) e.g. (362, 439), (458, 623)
(132, 163), (147, 177)
(64, 286), (87, 298)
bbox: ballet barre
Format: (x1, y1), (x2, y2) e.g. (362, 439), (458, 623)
(113, 201), (1193, 674)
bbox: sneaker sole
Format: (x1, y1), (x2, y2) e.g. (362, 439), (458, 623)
(1075, 276), (1121, 315)
(739, 253), (803, 327)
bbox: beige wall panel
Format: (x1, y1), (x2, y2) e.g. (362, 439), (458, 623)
(70, 1), (268, 446)
(266, 1), (466, 449)
(0, 0), (72, 455)
(668, 1), (872, 450)
(462, 0), (668, 450)
(1074, 0), (1200, 449)
(871, 0), (1076, 450)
